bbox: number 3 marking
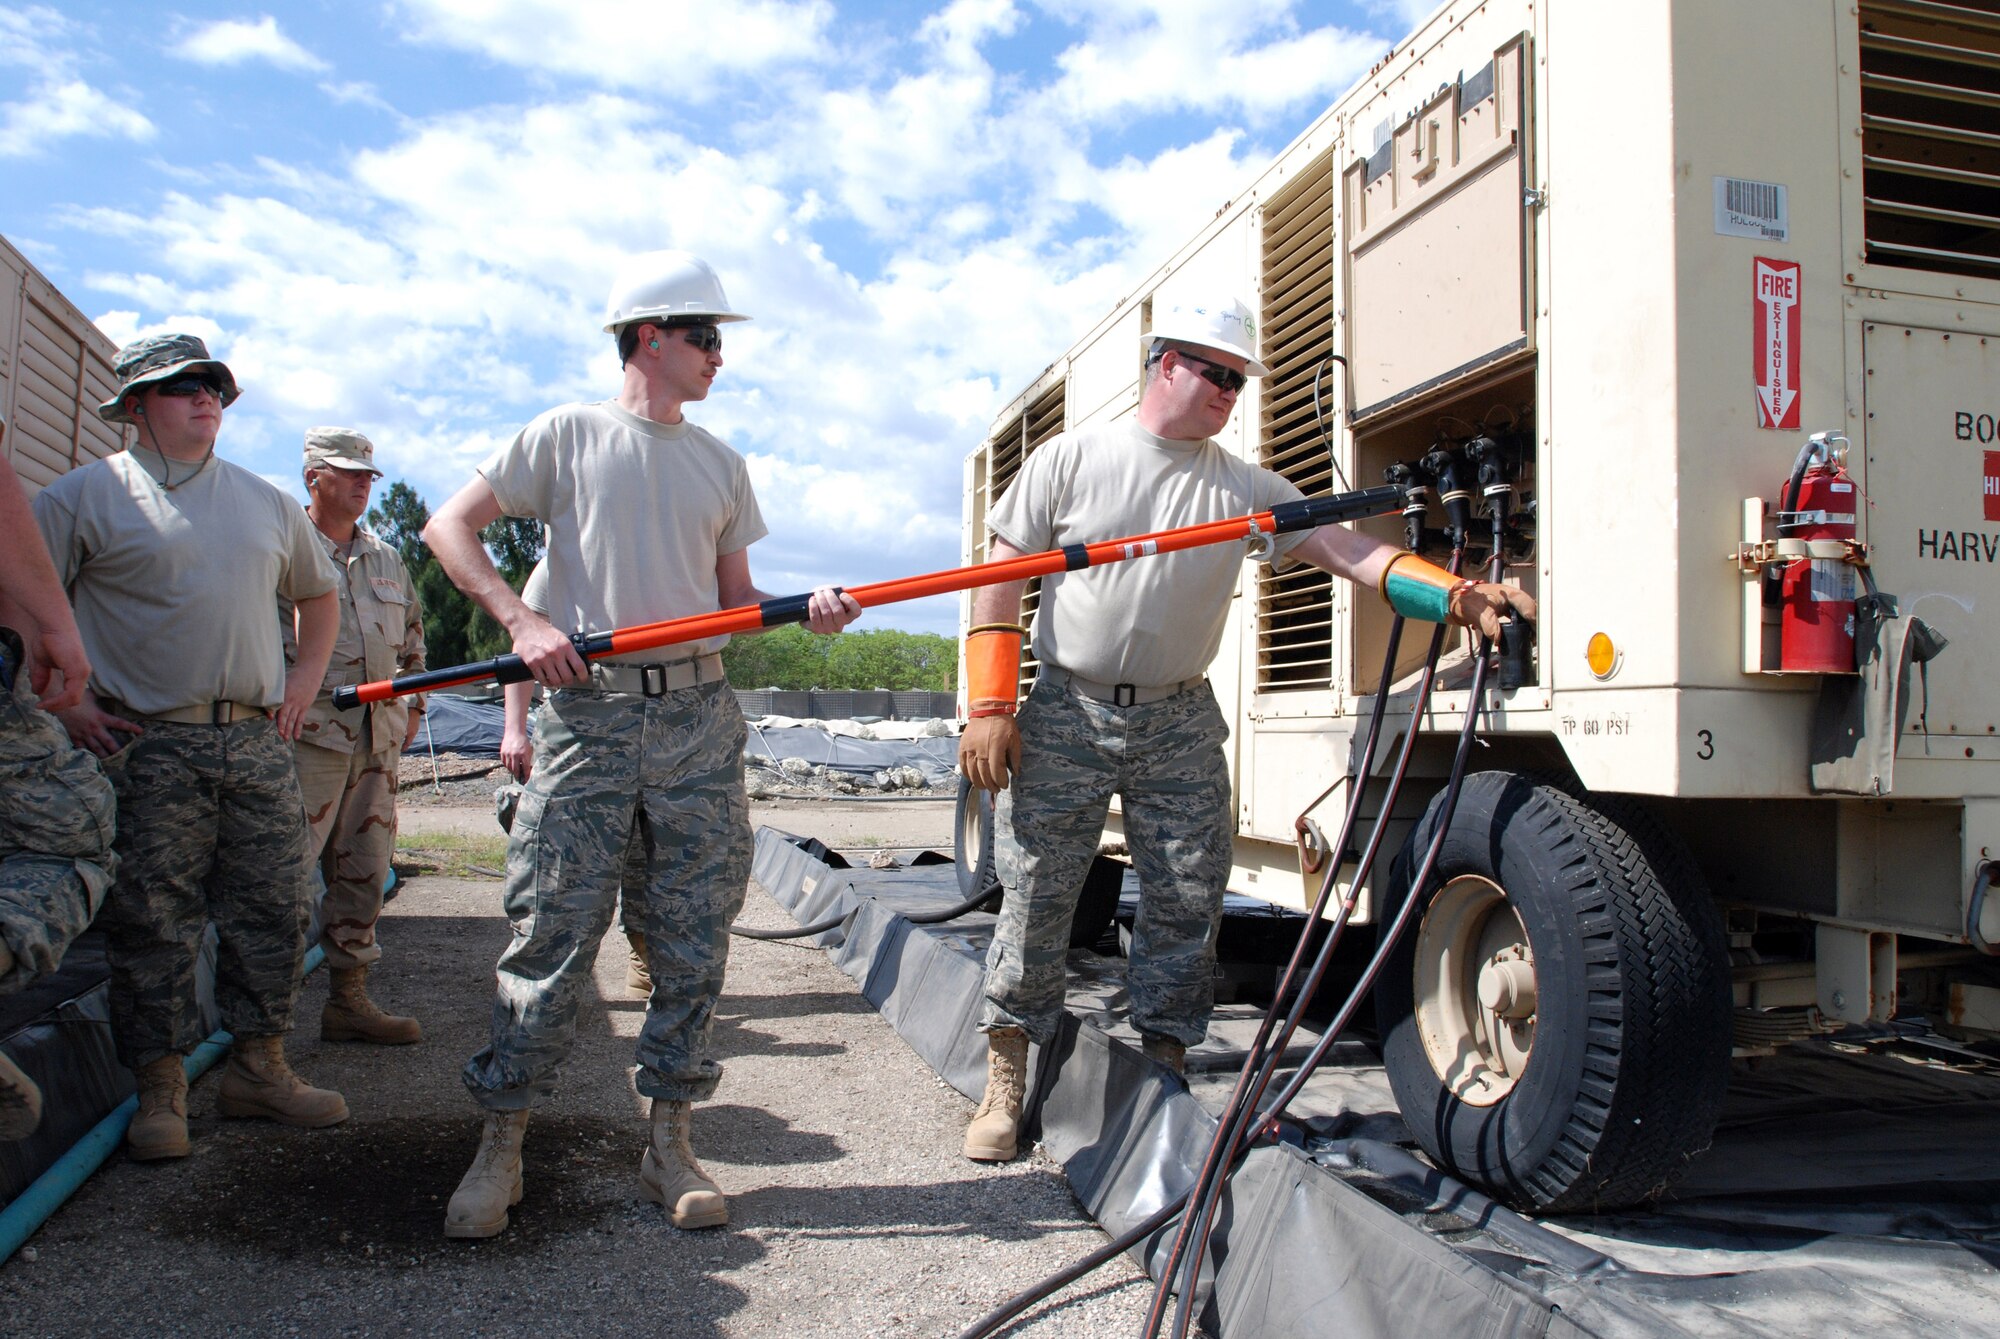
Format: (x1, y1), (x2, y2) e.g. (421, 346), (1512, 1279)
(1696, 729), (1714, 761)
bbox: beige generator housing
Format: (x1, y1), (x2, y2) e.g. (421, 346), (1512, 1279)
(958, 0), (2000, 1213)
(0, 234), (127, 496)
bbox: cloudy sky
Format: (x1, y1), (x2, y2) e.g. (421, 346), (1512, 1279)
(3, 0), (1428, 635)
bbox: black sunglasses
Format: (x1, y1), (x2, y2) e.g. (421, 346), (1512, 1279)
(652, 322), (721, 354)
(1171, 350), (1247, 394)
(153, 375), (225, 399)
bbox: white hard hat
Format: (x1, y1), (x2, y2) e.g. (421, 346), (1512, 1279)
(1146, 298), (1269, 376)
(601, 250), (750, 332)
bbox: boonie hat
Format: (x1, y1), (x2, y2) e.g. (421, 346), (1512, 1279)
(303, 426), (383, 477)
(97, 333), (240, 425)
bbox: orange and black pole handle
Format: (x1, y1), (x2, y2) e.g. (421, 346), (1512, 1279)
(330, 484), (1403, 710)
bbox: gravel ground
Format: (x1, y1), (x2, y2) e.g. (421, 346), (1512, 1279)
(0, 797), (1151, 1338)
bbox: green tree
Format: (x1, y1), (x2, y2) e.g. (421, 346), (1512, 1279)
(367, 480), (542, 672)
(722, 625), (957, 691)
(721, 624), (828, 690)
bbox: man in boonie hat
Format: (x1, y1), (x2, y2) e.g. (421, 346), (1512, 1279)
(0, 410), (117, 1142)
(282, 427), (427, 1049)
(34, 331), (351, 1162)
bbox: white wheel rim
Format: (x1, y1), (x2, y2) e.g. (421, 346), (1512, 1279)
(958, 788), (987, 872)
(1412, 874), (1537, 1107)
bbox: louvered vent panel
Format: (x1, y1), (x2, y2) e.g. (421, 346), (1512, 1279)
(10, 296), (124, 492)
(1860, 0), (2000, 277)
(980, 380), (1067, 693)
(1254, 152), (1338, 691)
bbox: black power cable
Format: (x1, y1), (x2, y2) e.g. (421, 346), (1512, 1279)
(955, 608), (1495, 1339)
(953, 606), (1420, 1339)
(1149, 547), (1481, 1338)
(729, 880), (1000, 941)
(1164, 630), (1495, 1339)
(954, 560), (1505, 1339)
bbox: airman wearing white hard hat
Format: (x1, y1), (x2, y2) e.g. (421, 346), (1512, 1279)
(956, 290), (1535, 1166)
(424, 249), (859, 1241)
(601, 250), (750, 332)
(1144, 297), (1270, 376)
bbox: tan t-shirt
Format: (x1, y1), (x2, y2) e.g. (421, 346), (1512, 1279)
(987, 419), (1308, 687)
(33, 448), (338, 714)
(479, 401), (766, 662)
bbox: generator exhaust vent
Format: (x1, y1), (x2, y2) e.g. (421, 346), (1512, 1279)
(1860, 0), (2000, 278)
(1254, 149), (1339, 692)
(982, 379), (1066, 693)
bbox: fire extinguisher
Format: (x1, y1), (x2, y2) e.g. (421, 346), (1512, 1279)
(1776, 432), (1858, 673)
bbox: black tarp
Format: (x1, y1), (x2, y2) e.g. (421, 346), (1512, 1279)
(750, 826), (2000, 1338)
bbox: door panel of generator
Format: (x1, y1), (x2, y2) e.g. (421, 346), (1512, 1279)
(1860, 324), (2000, 745)
(1344, 38), (1530, 419)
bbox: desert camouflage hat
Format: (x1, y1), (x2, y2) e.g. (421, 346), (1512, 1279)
(303, 426), (383, 476)
(97, 333), (240, 425)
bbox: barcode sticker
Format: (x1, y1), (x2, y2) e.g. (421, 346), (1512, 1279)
(1715, 176), (1789, 241)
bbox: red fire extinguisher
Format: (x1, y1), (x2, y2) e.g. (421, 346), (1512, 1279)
(1776, 434), (1858, 673)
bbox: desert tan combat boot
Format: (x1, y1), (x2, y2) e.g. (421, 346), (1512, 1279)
(962, 1026), (1029, 1162)
(126, 1055), (190, 1159)
(624, 929), (653, 997)
(0, 1051), (42, 1143)
(1141, 1032), (1187, 1075)
(445, 1109), (529, 1239)
(321, 966), (423, 1045)
(216, 1035), (349, 1127)
(639, 1098), (727, 1229)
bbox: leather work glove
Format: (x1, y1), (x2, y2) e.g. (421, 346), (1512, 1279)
(960, 714), (1022, 792)
(1448, 582), (1539, 640)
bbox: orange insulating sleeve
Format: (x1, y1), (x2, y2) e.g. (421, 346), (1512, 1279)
(964, 628), (1025, 711)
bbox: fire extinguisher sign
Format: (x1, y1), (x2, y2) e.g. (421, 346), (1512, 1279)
(1753, 258), (1801, 430)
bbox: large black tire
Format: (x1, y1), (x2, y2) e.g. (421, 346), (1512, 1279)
(1071, 855), (1125, 954)
(952, 777), (1122, 949)
(1374, 771), (1731, 1213)
(953, 776), (998, 904)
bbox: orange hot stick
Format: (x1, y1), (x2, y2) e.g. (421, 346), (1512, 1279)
(331, 484), (1402, 710)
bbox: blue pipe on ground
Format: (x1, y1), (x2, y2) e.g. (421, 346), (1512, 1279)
(0, 943), (330, 1261)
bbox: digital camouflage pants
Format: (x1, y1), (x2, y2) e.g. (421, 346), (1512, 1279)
(0, 630), (115, 996)
(98, 716), (313, 1069)
(463, 681), (751, 1109)
(295, 739), (398, 970)
(981, 675), (1233, 1048)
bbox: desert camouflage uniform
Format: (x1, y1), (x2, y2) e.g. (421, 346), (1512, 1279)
(982, 675), (1233, 1048)
(464, 680), (750, 1107)
(284, 526), (425, 969)
(0, 629), (115, 995)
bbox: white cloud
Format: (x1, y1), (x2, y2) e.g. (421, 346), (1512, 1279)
(0, 6), (153, 156)
(169, 16), (329, 73)
(1039, 0), (1380, 124)
(48, 2), (1411, 633)
(319, 80), (397, 114)
(390, 0), (834, 93)
(0, 77), (154, 157)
